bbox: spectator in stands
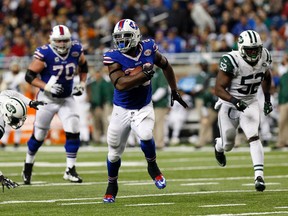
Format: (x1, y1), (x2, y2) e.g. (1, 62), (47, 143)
(152, 67), (170, 149)
(274, 69), (288, 149)
(86, 70), (106, 144)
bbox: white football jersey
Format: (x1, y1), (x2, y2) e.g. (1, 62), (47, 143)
(217, 48), (272, 105)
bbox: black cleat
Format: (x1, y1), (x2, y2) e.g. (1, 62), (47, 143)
(103, 182), (118, 203)
(22, 162), (33, 185)
(214, 148), (226, 167)
(63, 166), (83, 183)
(255, 176), (266, 192)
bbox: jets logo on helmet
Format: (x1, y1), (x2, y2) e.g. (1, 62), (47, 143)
(112, 19), (141, 53)
(5, 103), (16, 114)
(238, 30), (263, 64)
(1, 97), (27, 129)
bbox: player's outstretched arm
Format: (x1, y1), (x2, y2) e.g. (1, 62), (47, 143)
(154, 51), (188, 108)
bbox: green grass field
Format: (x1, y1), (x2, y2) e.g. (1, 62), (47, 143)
(0, 145), (287, 216)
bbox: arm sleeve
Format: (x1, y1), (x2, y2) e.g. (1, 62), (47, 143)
(0, 90), (31, 105)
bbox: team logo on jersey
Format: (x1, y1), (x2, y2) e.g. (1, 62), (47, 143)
(72, 52), (79, 57)
(144, 49), (152, 56)
(54, 57), (60, 62)
(41, 45), (48, 49)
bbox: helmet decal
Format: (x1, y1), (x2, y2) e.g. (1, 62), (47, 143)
(59, 25), (65, 35)
(117, 19), (125, 30)
(5, 103), (16, 114)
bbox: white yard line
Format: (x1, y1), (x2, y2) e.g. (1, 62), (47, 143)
(125, 203), (175, 207)
(1, 189), (288, 205)
(181, 182), (219, 186)
(200, 204), (246, 207)
(206, 212), (288, 216)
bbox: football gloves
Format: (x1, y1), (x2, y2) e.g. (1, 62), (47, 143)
(171, 90), (188, 108)
(264, 101), (273, 116)
(72, 82), (85, 96)
(0, 173), (19, 192)
(44, 83), (64, 95)
(142, 63), (155, 80)
(29, 100), (46, 110)
(230, 97), (248, 112)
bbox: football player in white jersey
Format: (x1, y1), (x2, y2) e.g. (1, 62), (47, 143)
(22, 25), (88, 184)
(1, 60), (26, 148)
(102, 19), (188, 203)
(214, 30), (273, 192)
(0, 90), (44, 190)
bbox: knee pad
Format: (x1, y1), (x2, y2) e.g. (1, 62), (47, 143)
(34, 127), (48, 141)
(108, 154), (120, 163)
(224, 128), (236, 151)
(137, 129), (153, 141)
(65, 115), (80, 134)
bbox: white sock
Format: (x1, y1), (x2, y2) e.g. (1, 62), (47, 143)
(249, 139), (264, 179)
(215, 137), (224, 152)
(66, 158), (76, 170)
(25, 153), (36, 164)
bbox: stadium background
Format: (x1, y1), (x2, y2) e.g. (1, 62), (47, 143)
(0, 0), (287, 145)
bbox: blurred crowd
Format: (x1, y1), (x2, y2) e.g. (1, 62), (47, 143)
(1, 0), (288, 149)
(0, 0), (288, 57)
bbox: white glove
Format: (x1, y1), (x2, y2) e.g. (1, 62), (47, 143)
(72, 82), (85, 96)
(44, 76), (64, 95)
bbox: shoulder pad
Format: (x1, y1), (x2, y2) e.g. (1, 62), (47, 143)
(262, 48), (272, 65)
(219, 52), (239, 74)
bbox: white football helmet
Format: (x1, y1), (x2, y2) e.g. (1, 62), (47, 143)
(238, 30), (263, 63)
(1, 97), (27, 129)
(50, 25), (72, 55)
(112, 19), (141, 53)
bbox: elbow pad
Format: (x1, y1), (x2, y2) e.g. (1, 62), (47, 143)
(25, 69), (37, 84)
(79, 61), (88, 73)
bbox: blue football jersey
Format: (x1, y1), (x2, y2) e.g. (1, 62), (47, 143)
(33, 41), (83, 98)
(103, 39), (158, 109)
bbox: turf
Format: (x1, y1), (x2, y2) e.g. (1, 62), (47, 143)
(0, 145), (287, 216)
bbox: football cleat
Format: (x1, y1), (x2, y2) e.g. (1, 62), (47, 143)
(214, 148), (226, 167)
(63, 166), (82, 183)
(255, 176), (266, 192)
(147, 161), (166, 189)
(22, 162), (33, 185)
(103, 182), (118, 203)
(154, 174), (166, 189)
(103, 195), (115, 203)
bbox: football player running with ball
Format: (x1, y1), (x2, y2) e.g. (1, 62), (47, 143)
(214, 30), (273, 192)
(22, 25), (88, 184)
(102, 19), (188, 203)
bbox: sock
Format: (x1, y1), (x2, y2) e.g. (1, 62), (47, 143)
(140, 139), (156, 162)
(66, 158), (76, 169)
(249, 139), (264, 179)
(107, 159), (121, 183)
(25, 153), (35, 164)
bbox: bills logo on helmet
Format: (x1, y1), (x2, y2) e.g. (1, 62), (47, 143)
(129, 21), (138, 30)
